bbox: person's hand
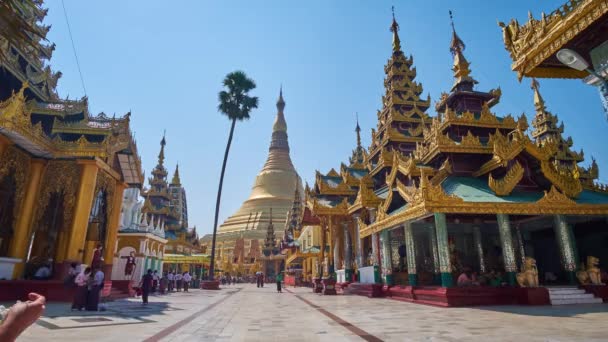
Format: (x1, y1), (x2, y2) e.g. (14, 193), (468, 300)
(0, 293), (46, 341)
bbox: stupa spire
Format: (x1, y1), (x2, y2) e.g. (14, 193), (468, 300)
(264, 88), (293, 171)
(449, 10), (477, 91)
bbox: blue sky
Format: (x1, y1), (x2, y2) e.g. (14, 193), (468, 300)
(44, 1), (608, 236)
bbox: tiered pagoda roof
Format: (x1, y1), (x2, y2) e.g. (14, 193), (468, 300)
(367, 11), (432, 180)
(0, 0), (142, 186)
(307, 119), (376, 217)
(352, 11), (608, 238)
(141, 135), (198, 249)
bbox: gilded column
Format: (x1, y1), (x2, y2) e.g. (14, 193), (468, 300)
(371, 233), (379, 266)
(328, 217), (334, 273)
(343, 222), (353, 281)
(379, 229), (392, 285)
(434, 213), (452, 287)
(429, 224), (440, 283)
(65, 161), (99, 263)
(472, 226), (485, 273)
(404, 222), (417, 286)
(333, 233), (340, 271)
(9, 159), (46, 279)
(515, 225), (526, 267)
(497, 214), (517, 285)
(353, 214), (363, 270)
(553, 215), (578, 284)
(319, 220), (326, 278)
(102, 182), (128, 279)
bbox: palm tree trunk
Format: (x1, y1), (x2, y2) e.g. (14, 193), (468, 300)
(209, 118), (237, 281)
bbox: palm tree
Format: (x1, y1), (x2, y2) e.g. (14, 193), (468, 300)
(208, 71), (258, 282)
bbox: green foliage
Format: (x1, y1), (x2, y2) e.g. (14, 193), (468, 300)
(217, 71), (259, 121)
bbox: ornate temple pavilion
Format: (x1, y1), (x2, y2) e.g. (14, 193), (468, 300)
(0, 1), (143, 300)
(303, 11), (608, 306)
(141, 135), (202, 274)
(201, 90), (303, 277)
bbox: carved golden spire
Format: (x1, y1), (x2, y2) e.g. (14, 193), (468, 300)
(171, 163), (181, 185)
(350, 113), (366, 167)
(355, 112), (362, 149)
(531, 78), (546, 112)
(390, 6), (401, 52)
(158, 130), (166, 166)
(449, 10), (477, 91)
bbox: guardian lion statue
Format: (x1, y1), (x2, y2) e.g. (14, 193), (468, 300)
(516, 257), (539, 287)
(576, 256), (603, 285)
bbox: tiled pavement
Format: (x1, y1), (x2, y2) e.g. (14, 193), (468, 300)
(11, 283), (608, 341)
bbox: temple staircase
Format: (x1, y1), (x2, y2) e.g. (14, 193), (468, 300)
(547, 287), (603, 305)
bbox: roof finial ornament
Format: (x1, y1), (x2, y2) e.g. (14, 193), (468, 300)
(355, 112), (362, 148)
(531, 78), (546, 111)
(390, 6), (401, 52)
(449, 10), (465, 55)
(158, 130), (166, 166)
(449, 10), (455, 31)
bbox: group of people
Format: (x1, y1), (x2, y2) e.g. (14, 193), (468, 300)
(220, 275), (238, 286)
(137, 270), (193, 304)
(457, 267), (506, 287)
(68, 263), (106, 311)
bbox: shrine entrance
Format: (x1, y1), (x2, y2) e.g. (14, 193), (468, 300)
(0, 172), (16, 257)
(84, 190), (108, 263)
(26, 192), (65, 279)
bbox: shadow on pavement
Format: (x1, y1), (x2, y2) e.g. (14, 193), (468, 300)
(471, 304), (608, 317)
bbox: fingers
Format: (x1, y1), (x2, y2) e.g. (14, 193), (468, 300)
(27, 293), (46, 306)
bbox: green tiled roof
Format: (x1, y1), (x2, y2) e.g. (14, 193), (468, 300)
(388, 204), (408, 215)
(442, 177), (542, 203)
(442, 177), (608, 205)
(576, 190), (608, 205)
(347, 168), (368, 179)
(321, 175), (343, 187)
(375, 186), (391, 199)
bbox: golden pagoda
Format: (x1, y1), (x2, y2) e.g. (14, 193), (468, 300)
(200, 89), (302, 276)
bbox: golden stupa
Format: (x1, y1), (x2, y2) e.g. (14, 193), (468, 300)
(217, 89), (302, 239)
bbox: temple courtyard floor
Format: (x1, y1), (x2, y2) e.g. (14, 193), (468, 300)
(10, 283), (608, 341)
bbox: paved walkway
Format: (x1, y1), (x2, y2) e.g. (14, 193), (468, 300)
(12, 284), (608, 341)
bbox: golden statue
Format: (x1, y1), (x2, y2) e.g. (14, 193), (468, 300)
(516, 257), (539, 287)
(577, 256), (603, 285)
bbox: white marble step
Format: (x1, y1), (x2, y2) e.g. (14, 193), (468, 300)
(546, 287), (604, 305)
(550, 293), (596, 300)
(547, 288), (585, 296)
(551, 297), (603, 305)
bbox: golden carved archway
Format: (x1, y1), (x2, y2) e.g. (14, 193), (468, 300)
(0, 146), (31, 218)
(33, 161), (80, 238)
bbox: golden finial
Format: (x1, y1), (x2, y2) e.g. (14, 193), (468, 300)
(449, 10), (465, 55)
(355, 112), (362, 148)
(390, 6), (401, 52)
(530, 78), (546, 111)
(171, 162), (181, 185)
(158, 130), (166, 166)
